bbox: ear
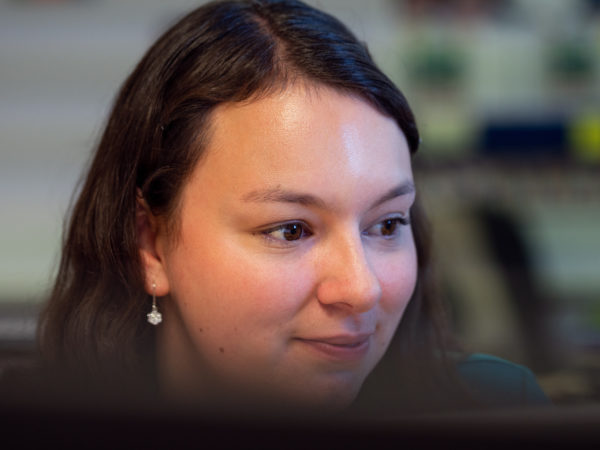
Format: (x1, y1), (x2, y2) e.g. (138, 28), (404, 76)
(136, 189), (171, 297)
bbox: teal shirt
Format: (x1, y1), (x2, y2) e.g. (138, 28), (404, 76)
(457, 353), (550, 407)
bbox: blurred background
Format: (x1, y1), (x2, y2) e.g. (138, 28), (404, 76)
(0, 0), (599, 406)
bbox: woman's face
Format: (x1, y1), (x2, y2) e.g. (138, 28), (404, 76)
(145, 84), (417, 409)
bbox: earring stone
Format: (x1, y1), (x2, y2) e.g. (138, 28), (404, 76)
(147, 282), (162, 325)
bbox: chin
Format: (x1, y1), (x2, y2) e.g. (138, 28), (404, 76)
(309, 388), (359, 411)
(198, 367), (368, 415)
(269, 374), (364, 413)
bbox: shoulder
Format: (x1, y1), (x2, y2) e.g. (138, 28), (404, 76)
(456, 353), (550, 407)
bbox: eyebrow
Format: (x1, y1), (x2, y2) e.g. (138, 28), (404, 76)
(241, 182), (415, 210)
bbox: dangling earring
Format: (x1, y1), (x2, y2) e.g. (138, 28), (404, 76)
(147, 282), (162, 325)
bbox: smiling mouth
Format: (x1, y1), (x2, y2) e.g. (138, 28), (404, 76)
(295, 334), (372, 361)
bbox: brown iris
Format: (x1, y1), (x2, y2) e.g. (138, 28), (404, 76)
(282, 223), (303, 241)
(380, 219), (398, 236)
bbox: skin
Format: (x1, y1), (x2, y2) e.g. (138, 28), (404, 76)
(138, 83), (417, 410)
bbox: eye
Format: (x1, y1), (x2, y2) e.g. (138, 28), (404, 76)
(364, 216), (409, 239)
(262, 222), (312, 242)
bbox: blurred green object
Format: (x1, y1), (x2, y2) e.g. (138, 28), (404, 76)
(406, 42), (467, 87)
(570, 112), (600, 163)
(547, 39), (595, 82)
(589, 303), (600, 329)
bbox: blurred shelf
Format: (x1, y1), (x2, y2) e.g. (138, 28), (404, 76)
(414, 156), (600, 205)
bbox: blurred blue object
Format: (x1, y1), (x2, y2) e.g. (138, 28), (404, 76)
(480, 120), (568, 157)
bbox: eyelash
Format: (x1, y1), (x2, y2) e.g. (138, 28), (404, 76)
(363, 216), (410, 239)
(260, 221), (313, 245)
(259, 215), (410, 246)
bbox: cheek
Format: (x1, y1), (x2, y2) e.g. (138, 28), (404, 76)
(376, 248), (418, 316)
(217, 247), (317, 317)
(364, 243), (417, 368)
(169, 240), (316, 337)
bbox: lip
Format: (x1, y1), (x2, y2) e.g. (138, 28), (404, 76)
(295, 333), (373, 362)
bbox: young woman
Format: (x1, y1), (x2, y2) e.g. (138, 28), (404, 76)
(36, 0), (547, 415)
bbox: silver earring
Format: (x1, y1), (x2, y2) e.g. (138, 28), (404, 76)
(147, 282), (162, 325)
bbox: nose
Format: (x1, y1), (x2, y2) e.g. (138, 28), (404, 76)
(315, 232), (382, 313)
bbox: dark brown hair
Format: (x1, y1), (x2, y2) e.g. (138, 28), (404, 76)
(39, 0), (455, 408)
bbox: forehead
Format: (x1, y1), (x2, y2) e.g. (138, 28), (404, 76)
(185, 84), (413, 208)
